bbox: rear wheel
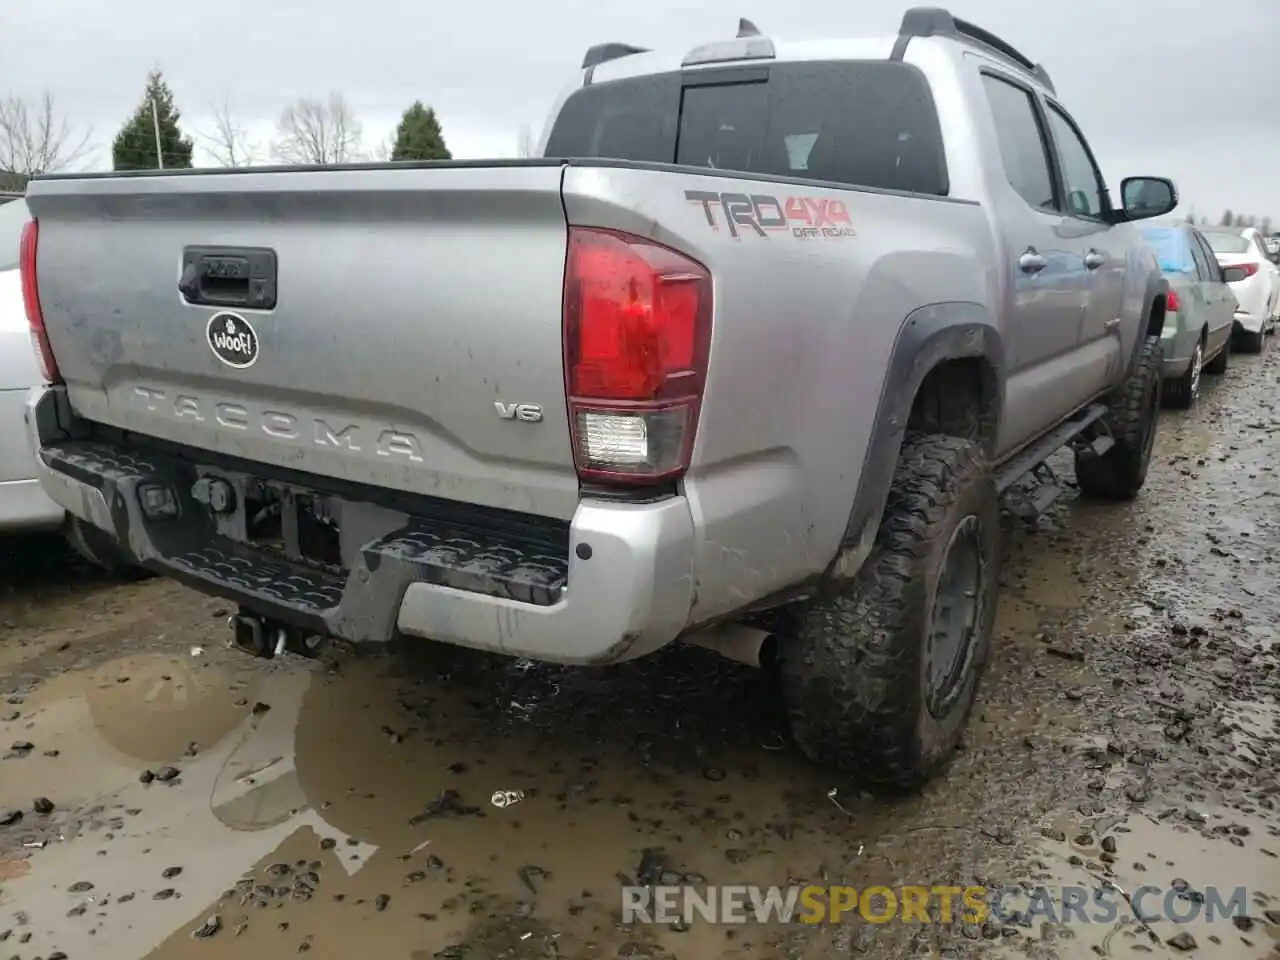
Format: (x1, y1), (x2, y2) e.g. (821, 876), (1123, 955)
(1163, 339), (1202, 410)
(1235, 323), (1265, 354)
(1075, 335), (1162, 501)
(778, 434), (1001, 794)
(1203, 334), (1229, 374)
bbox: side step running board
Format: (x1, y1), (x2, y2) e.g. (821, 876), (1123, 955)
(993, 403), (1109, 495)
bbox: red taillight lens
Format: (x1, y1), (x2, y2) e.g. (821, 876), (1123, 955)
(1166, 290), (1181, 312)
(563, 227), (711, 484)
(1234, 263), (1259, 279)
(20, 219), (61, 384)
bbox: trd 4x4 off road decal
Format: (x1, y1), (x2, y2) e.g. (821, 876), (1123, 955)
(685, 190), (855, 240)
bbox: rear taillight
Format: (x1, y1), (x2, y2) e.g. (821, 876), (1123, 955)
(1234, 262), (1260, 279)
(563, 227), (712, 484)
(1166, 290), (1181, 312)
(20, 219), (61, 384)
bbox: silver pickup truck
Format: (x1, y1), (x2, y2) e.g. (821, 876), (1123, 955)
(21, 8), (1177, 792)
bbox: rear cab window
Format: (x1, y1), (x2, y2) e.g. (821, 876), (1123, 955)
(545, 61), (949, 197)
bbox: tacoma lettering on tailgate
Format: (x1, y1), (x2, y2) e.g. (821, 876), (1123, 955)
(685, 190), (855, 240)
(131, 386), (425, 463)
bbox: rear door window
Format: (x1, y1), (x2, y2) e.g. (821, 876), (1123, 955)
(545, 61), (948, 196)
(978, 73), (1056, 211)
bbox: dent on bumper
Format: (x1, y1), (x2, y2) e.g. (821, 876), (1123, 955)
(26, 385), (696, 665)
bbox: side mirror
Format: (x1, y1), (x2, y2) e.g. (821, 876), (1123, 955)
(1117, 176), (1178, 222)
(1222, 265), (1249, 284)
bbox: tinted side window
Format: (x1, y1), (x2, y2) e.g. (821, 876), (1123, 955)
(1187, 231), (1214, 280)
(546, 61), (949, 196)
(980, 74), (1055, 211)
(1044, 103), (1104, 219)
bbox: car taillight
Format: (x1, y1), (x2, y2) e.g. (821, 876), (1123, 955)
(1234, 263), (1259, 279)
(563, 227), (711, 484)
(1166, 290), (1181, 312)
(20, 219), (61, 384)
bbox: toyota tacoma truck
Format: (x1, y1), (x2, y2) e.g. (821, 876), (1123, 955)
(20, 7), (1177, 792)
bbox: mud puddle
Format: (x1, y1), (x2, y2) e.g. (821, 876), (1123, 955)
(0, 352), (1277, 959)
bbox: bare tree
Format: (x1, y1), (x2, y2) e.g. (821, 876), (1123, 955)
(516, 124), (536, 158)
(272, 93), (363, 164)
(195, 97), (261, 167)
(369, 132), (395, 162)
(0, 90), (94, 180)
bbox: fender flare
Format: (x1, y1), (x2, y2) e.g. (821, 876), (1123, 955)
(1128, 271), (1170, 373)
(829, 302), (1005, 580)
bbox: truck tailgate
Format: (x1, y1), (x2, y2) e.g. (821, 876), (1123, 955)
(24, 163), (578, 521)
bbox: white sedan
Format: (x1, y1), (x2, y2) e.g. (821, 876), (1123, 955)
(1201, 225), (1280, 351)
(0, 196), (63, 534)
(0, 196), (146, 576)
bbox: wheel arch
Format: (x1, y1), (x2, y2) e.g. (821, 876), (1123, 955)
(829, 302), (1005, 581)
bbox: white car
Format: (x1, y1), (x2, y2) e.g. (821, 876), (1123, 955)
(0, 196), (146, 576)
(1200, 225), (1280, 352)
(0, 196), (64, 534)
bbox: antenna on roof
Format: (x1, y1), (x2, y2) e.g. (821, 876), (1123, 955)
(737, 17), (761, 37)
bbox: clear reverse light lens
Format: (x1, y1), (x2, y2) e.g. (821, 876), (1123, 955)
(579, 411), (648, 465)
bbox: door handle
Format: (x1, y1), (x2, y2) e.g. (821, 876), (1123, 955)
(1018, 248), (1047, 274)
(1084, 249), (1107, 270)
(1103, 317), (1121, 331)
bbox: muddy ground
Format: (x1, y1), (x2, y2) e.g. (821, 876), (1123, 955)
(1, 351), (1278, 960)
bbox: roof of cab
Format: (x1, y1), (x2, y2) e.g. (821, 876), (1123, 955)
(580, 6), (1052, 91)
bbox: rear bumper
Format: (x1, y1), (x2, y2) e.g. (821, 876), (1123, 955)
(25, 385), (695, 664)
(1158, 331), (1193, 376)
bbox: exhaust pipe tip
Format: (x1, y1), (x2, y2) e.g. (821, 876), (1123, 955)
(684, 623), (776, 669)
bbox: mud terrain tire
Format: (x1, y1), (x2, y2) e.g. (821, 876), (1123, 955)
(778, 434), (1000, 794)
(1074, 335), (1162, 501)
(66, 516), (155, 581)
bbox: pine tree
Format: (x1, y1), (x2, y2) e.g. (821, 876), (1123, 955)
(1219, 209), (1233, 226)
(112, 70), (195, 171)
(390, 102), (451, 162)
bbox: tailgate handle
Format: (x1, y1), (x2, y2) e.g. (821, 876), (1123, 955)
(180, 246), (278, 310)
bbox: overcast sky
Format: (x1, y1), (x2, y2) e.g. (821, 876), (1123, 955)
(3, 0), (1278, 222)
